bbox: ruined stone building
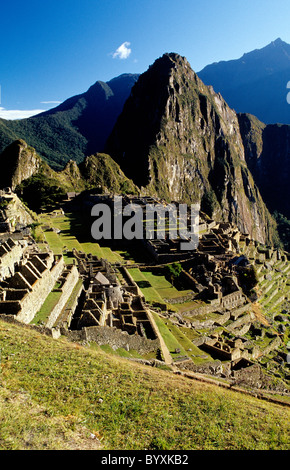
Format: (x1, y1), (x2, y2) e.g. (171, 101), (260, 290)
(0, 239), (80, 326)
(73, 250), (158, 342)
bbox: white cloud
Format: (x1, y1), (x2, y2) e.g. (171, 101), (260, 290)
(0, 107), (45, 120)
(112, 42), (132, 59)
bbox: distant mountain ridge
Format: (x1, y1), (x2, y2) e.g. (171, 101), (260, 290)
(198, 38), (290, 125)
(0, 73), (139, 170)
(36, 73), (140, 156)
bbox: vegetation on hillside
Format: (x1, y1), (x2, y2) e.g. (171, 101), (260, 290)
(12, 147), (137, 212)
(79, 153), (137, 194)
(16, 174), (68, 212)
(0, 75), (139, 170)
(273, 212), (290, 252)
(0, 319), (289, 450)
(0, 116), (87, 170)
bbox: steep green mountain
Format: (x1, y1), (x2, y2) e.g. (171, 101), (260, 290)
(0, 139), (137, 212)
(78, 153), (137, 194)
(198, 38), (290, 125)
(0, 74), (139, 170)
(105, 53), (277, 245)
(238, 113), (290, 219)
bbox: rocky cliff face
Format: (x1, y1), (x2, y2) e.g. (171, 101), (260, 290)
(0, 139), (41, 190)
(1, 192), (35, 229)
(106, 53), (276, 244)
(238, 113), (290, 219)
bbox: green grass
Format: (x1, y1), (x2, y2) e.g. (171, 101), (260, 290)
(98, 345), (142, 359)
(141, 271), (192, 299)
(151, 312), (210, 363)
(32, 289), (62, 326)
(40, 213), (123, 264)
(42, 231), (65, 255)
(128, 268), (193, 309)
(159, 317), (211, 363)
(0, 319), (289, 450)
(128, 268), (164, 304)
(151, 312), (187, 360)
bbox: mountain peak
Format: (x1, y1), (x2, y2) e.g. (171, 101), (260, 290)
(198, 38), (290, 124)
(105, 53), (275, 244)
(263, 37), (290, 54)
(161, 52), (187, 61)
(271, 37), (284, 46)
(153, 52), (189, 68)
(239, 37), (290, 60)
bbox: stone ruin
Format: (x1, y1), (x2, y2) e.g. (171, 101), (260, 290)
(181, 224), (246, 306)
(140, 218), (287, 379)
(0, 237), (27, 282)
(0, 249), (63, 323)
(0, 238), (80, 326)
(0, 240), (161, 355)
(70, 250), (160, 348)
(0, 198), (288, 390)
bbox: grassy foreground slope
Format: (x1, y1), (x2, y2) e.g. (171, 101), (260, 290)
(0, 320), (289, 450)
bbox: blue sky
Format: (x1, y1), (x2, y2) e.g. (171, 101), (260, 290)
(1, 0), (290, 118)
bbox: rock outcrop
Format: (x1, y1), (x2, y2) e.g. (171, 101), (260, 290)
(0, 140), (41, 190)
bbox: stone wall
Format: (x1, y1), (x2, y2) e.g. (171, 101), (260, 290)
(0, 253), (65, 324)
(162, 291), (195, 304)
(0, 313), (60, 339)
(180, 289), (246, 318)
(221, 290), (245, 309)
(85, 326), (160, 354)
(62, 325), (161, 355)
(263, 336), (282, 355)
(54, 282), (84, 329)
(16, 256), (65, 324)
(0, 238), (26, 281)
(45, 265), (80, 328)
(201, 341), (242, 361)
(182, 303), (219, 318)
(118, 266), (139, 295)
(227, 312), (254, 332)
(229, 303), (252, 320)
